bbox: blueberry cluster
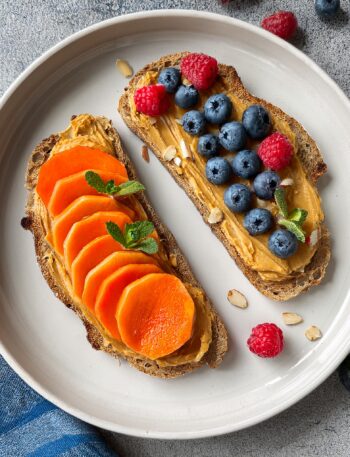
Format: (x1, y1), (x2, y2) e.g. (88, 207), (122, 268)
(157, 67), (298, 258)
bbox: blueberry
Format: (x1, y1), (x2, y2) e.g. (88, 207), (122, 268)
(219, 122), (247, 152)
(253, 171), (281, 200)
(339, 355), (350, 392)
(315, 0), (340, 18)
(175, 85), (199, 109)
(244, 208), (273, 236)
(268, 229), (298, 259)
(224, 184), (252, 213)
(231, 149), (261, 179)
(182, 111), (206, 136)
(206, 157), (232, 185)
(242, 105), (271, 140)
(158, 67), (181, 93)
(198, 134), (220, 158)
(204, 94), (232, 124)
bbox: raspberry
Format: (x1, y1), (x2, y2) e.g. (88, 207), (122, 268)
(134, 84), (170, 116)
(181, 53), (218, 90)
(261, 11), (298, 40)
(247, 323), (284, 358)
(258, 132), (293, 171)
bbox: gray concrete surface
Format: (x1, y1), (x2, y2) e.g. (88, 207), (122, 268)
(1, 1), (349, 456)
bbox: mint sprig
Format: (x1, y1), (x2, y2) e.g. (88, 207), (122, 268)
(85, 171), (145, 197)
(106, 220), (158, 254)
(274, 187), (308, 243)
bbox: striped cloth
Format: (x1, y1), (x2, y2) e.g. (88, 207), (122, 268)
(0, 357), (118, 457)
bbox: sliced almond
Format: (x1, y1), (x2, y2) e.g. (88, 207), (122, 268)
(208, 207), (223, 224)
(149, 116), (157, 125)
(182, 77), (191, 86)
(175, 166), (183, 175)
(280, 178), (294, 187)
(180, 139), (193, 160)
(227, 289), (248, 309)
(141, 145), (149, 163)
(163, 145), (177, 162)
(305, 325), (322, 341)
(307, 229), (319, 247)
(169, 254), (177, 267)
(115, 59), (133, 78)
(282, 312), (303, 325)
(256, 198), (269, 208)
(175, 118), (183, 125)
(174, 156), (182, 167)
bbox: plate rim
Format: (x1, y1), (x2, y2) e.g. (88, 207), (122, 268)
(1, 9), (350, 440)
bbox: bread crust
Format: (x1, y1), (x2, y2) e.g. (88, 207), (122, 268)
(118, 52), (331, 301)
(24, 119), (228, 379)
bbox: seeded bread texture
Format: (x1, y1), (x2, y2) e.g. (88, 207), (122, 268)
(118, 52), (331, 301)
(24, 116), (228, 379)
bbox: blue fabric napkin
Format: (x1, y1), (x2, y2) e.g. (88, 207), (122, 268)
(0, 357), (118, 457)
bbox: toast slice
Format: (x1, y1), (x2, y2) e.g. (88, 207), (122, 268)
(118, 52), (331, 301)
(24, 115), (228, 378)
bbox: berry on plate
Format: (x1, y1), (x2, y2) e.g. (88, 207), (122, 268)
(224, 183), (252, 213)
(219, 121), (247, 152)
(261, 11), (298, 40)
(253, 170), (281, 200)
(204, 93), (232, 124)
(206, 157), (232, 185)
(268, 229), (298, 258)
(231, 149), (261, 179)
(157, 67), (181, 93)
(244, 208), (273, 236)
(134, 84), (170, 116)
(247, 323), (284, 358)
(315, 0), (340, 18)
(180, 53), (218, 90)
(198, 133), (220, 158)
(175, 85), (199, 109)
(258, 132), (293, 171)
(242, 104), (271, 140)
(182, 110), (206, 136)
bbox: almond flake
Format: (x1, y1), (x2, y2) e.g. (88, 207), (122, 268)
(163, 145), (177, 161)
(307, 229), (319, 247)
(176, 166), (183, 175)
(227, 289), (248, 309)
(175, 118), (183, 125)
(174, 156), (182, 167)
(149, 117), (157, 125)
(180, 139), (193, 160)
(208, 207), (223, 224)
(282, 312), (303, 325)
(256, 198), (269, 208)
(141, 145), (149, 163)
(115, 59), (133, 78)
(169, 254), (177, 267)
(305, 325), (322, 341)
(280, 178), (294, 187)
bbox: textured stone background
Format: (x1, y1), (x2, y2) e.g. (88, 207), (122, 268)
(1, 1), (350, 456)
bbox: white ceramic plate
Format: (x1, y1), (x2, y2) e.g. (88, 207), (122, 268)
(1, 10), (350, 439)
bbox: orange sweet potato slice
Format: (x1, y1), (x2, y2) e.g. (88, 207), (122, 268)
(117, 273), (195, 359)
(37, 146), (127, 206)
(82, 251), (158, 311)
(63, 211), (131, 269)
(47, 169), (128, 216)
(95, 264), (163, 340)
(71, 235), (124, 298)
(52, 195), (134, 256)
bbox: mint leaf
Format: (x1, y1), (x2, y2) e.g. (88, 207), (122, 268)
(106, 221), (126, 246)
(125, 221), (154, 244)
(132, 237), (158, 254)
(289, 208), (308, 225)
(85, 171), (145, 197)
(278, 219), (306, 243)
(114, 181), (145, 197)
(85, 171), (108, 193)
(274, 187), (289, 218)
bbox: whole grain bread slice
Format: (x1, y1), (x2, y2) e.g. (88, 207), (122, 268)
(118, 52), (331, 301)
(23, 116), (228, 379)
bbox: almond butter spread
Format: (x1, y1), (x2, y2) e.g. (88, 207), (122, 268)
(36, 114), (212, 366)
(127, 72), (324, 282)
